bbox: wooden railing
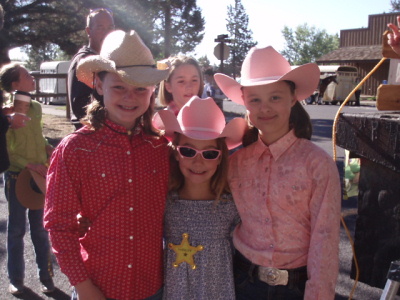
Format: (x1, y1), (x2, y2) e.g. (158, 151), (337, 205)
(30, 71), (70, 119)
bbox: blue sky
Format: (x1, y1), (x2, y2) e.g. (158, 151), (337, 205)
(194, 0), (393, 64)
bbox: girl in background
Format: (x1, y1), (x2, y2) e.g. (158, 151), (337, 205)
(215, 46), (341, 300)
(156, 96), (246, 299)
(0, 63), (54, 295)
(158, 55), (203, 115)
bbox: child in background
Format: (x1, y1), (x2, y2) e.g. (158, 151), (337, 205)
(0, 63), (55, 295)
(215, 46), (341, 300)
(155, 96), (246, 300)
(157, 55), (203, 115)
(44, 30), (170, 300)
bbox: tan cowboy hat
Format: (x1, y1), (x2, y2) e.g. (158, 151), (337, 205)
(77, 29), (169, 88)
(16, 169), (46, 210)
(214, 46), (320, 105)
(154, 96), (247, 149)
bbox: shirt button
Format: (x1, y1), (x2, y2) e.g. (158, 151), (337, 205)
(129, 236), (134, 240)
(128, 179), (132, 183)
(265, 218), (269, 223)
(128, 264), (132, 268)
(270, 244), (274, 248)
(127, 151), (131, 155)
(101, 173), (106, 177)
(129, 207), (134, 211)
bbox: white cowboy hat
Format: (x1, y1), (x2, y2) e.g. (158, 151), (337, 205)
(77, 29), (169, 88)
(214, 46), (320, 105)
(154, 96), (247, 149)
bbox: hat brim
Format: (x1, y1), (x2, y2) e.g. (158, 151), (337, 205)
(16, 169), (46, 210)
(215, 63), (320, 105)
(156, 110), (247, 150)
(77, 55), (170, 88)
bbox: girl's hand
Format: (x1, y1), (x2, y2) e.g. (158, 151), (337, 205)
(26, 163), (48, 178)
(75, 279), (106, 300)
(9, 113), (31, 129)
(77, 214), (92, 237)
(388, 16), (400, 56)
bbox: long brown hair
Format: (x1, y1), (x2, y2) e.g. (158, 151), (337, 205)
(242, 80), (312, 147)
(168, 134), (230, 201)
(83, 71), (160, 136)
(158, 55), (204, 106)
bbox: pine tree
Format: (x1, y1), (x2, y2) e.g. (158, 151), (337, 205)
(225, 0), (257, 78)
(391, 0), (400, 11)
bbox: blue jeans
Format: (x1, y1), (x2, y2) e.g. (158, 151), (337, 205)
(4, 171), (52, 284)
(234, 252), (306, 300)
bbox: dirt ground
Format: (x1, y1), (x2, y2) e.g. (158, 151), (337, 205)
(42, 114), (74, 147)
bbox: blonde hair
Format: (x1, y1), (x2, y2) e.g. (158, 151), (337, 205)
(168, 134), (230, 201)
(158, 55), (204, 106)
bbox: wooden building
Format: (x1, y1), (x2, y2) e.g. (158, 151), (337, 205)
(317, 12), (397, 96)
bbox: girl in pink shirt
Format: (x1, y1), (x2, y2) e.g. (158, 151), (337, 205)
(215, 46), (341, 300)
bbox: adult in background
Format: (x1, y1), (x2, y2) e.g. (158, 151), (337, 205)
(68, 8), (114, 130)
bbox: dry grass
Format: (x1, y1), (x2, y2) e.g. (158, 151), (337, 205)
(42, 114), (75, 147)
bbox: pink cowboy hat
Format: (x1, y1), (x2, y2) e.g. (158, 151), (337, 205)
(214, 46), (320, 105)
(155, 96), (247, 149)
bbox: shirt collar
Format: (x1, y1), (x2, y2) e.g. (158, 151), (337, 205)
(103, 119), (142, 136)
(254, 129), (298, 161)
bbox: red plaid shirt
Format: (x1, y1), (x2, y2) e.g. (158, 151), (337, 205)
(44, 120), (170, 300)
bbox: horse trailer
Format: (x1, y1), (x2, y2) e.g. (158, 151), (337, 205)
(39, 61), (71, 105)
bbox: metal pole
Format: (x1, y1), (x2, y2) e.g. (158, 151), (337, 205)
(220, 42), (224, 73)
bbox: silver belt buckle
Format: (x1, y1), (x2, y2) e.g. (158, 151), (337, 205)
(258, 266), (289, 286)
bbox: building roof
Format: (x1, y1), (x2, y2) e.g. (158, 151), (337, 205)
(316, 45), (382, 63)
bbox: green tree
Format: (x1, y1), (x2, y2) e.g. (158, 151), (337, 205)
(225, 0), (257, 78)
(153, 0), (205, 58)
(0, 0), (204, 66)
(281, 23), (339, 65)
(391, 0), (400, 11)
(22, 43), (68, 71)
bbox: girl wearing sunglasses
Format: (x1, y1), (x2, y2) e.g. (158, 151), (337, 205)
(155, 96), (246, 299)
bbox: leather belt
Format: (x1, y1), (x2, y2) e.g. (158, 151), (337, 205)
(234, 251), (308, 287)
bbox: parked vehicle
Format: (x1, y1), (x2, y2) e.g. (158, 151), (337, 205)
(319, 65), (358, 105)
(39, 61), (71, 105)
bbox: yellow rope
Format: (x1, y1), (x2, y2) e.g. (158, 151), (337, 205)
(330, 57), (387, 300)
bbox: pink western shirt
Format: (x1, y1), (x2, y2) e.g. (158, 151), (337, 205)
(228, 130), (341, 300)
(44, 120), (170, 300)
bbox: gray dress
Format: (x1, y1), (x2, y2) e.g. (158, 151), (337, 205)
(163, 193), (239, 300)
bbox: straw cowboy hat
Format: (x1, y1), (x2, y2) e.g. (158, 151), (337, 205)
(214, 46), (320, 105)
(16, 169), (46, 210)
(155, 96), (247, 149)
(77, 29), (169, 88)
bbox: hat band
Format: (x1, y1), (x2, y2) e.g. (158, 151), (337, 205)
(242, 75), (282, 84)
(182, 126), (221, 135)
(117, 64), (156, 69)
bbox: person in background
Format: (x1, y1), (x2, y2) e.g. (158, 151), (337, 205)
(157, 55), (203, 115)
(201, 68), (216, 98)
(0, 62), (55, 295)
(44, 29), (170, 300)
(215, 46), (341, 300)
(388, 15), (400, 56)
(0, 4), (30, 174)
(67, 8), (114, 130)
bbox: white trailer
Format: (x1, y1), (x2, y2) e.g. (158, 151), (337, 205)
(39, 61), (71, 104)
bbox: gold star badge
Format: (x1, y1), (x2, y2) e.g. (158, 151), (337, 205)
(168, 233), (204, 270)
